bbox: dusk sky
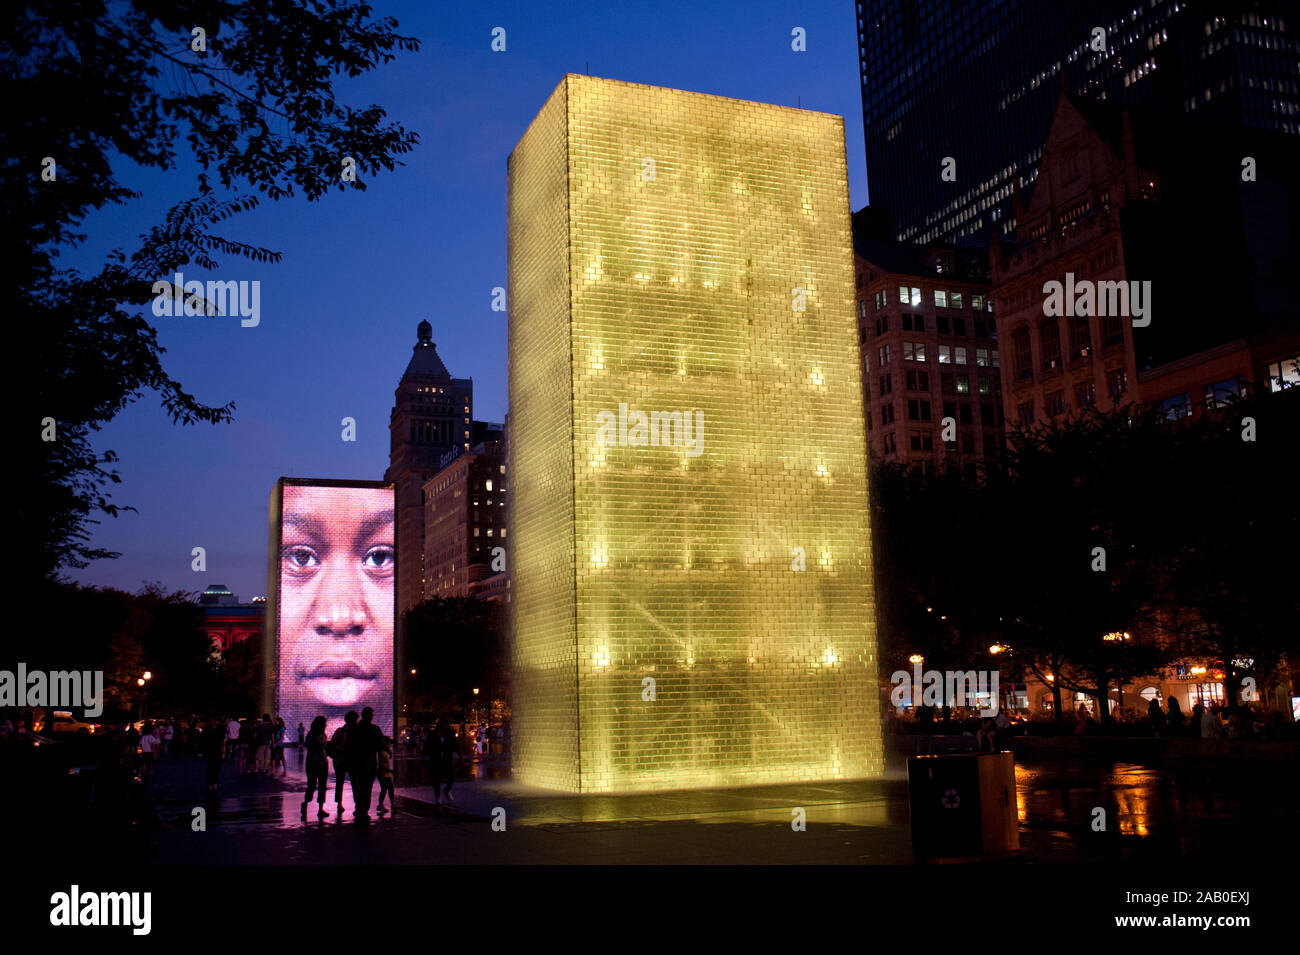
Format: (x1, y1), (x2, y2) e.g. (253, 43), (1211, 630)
(71, 0), (871, 600)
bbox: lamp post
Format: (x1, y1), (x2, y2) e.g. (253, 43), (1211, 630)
(136, 671), (152, 720)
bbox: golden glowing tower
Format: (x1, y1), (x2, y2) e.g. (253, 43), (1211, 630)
(507, 75), (881, 792)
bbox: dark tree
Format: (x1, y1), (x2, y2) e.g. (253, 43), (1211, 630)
(5, 0), (420, 586)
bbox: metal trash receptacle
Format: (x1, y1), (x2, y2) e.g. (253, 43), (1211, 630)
(907, 751), (1018, 863)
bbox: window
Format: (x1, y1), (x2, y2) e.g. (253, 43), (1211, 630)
(1070, 314), (1091, 359)
(1076, 380), (1097, 408)
(953, 318), (966, 336)
(905, 370), (930, 391)
(907, 399), (932, 421)
(934, 289), (948, 308)
(959, 404), (973, 425)
(984, 433), (999, 455)
(976, 347), (991, 367)
(956, 376), (970, 394)
(1103, 312), (1122, 345)
(903, 313), (926, 332)
(1267, 356), (1300, 392)
(1158, 392), (1190, 421)
(856, 272), (864, 289)
(1018, 401), (1035, 427)
(879, 374), (892, 396)
(878, 344), (891, 366)
(991, 349), (999, 367)
(903, 341), (926, 362)
(898, 284), (908, 303)
(978, 376), (991, 395)
(936, 315), (950, 334)
(882, 432), (896, 454)
(943, 401), (957, 420)
(1013, 326), (1033, 380)
(875, 315), (888, 335)
(1046, 391), (1066, 416)
(486, 479), (493, 492)
(1204, 378), (1244, 408)
(941, 373), (954, 394)
(954, 346), (968, 365)
(972, 294), (985, 310)
(1108, 368), (1128, 399)
(980, 402), (995, 425)
(938, 344), (952, 364)
(974, 320), (986, 338)
(909, 286), (921, 307)
(880, 402), (895, 425)
(1041, 318), (1061, 369)
(858, 301), (867, 319)
(961, 431), (975, 453)
(909, 429), (934, 451)
(950, 292), (963, 309)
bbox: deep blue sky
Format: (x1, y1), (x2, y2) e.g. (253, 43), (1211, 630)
(70, 0), (870, 600)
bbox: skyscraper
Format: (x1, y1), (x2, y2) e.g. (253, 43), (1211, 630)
(855, 0), (1299, 245)
(507, 75), (881, 793)
(384, 320), (473, 621)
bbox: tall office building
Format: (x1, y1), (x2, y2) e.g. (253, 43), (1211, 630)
(855, 0), (1299, 245)
(384, 320), (473, 621)
(507, 75), (881, 793)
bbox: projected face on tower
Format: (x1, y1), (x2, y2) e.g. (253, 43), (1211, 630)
(277, 484), (394, 735)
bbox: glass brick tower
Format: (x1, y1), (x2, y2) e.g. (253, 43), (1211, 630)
(507, 75), (882, 792)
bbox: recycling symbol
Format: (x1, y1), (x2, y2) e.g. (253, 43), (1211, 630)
(941, 788), (960, 810)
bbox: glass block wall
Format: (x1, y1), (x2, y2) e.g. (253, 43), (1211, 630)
(508, 74), (882, 792)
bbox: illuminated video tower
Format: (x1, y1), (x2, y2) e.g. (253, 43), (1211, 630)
(507, 75), (881, 792)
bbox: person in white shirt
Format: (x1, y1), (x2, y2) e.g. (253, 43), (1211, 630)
(139, 724), (157, 778)
(226, 717), (240, 761)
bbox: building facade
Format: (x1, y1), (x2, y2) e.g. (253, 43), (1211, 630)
(422, 437), (507, 600)
(855, 0), (1300, 246)
(384, 320), (473, 622)
(854, 216), (1005, 473)
(199, 585), (265, 655)
(508, 75), (881, 792)
(992, 88), (1300, 430)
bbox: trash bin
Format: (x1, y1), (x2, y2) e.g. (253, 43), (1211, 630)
(907, 751), (1018, 863)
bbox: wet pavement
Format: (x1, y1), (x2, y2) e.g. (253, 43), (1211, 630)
(130, 749), (1299, 864)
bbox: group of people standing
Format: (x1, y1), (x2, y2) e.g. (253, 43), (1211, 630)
(1146, 696), (1287, 739)
(222, 714), (290, 776)
(301, 706), (395, 822)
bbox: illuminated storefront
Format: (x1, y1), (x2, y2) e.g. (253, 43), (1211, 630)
(507, 75), (882, 792)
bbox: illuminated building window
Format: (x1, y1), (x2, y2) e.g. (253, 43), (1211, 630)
(878, 344), (891, 366)
(473, 527), (479, 537)
(950, 292), (963, 309)
(978, 376), (991, 396)
(1070, 315), (1091, 359)
(976, 347), (991, 367)
(1267, 356), (1300, 392)
(903, 341), (926, 361)
(1108, 368), (1128, 398)
(1158, 392), (1189, 420)
(972, 294), (984, 310)
(934, 289), (948, 308)
(1076, 380), (1097, 408)
(953, 346), (967, 365)
(486, 479), (493, 491)
(938, 345), (952, 364)
(486, 528), (493, 537)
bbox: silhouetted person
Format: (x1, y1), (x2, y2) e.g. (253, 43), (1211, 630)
(345, 706), (383, 820)
(302, 716), (330, 819)
(423, 716), (459, 806)
(329, 711), (357, 817)
(375, 736), (395, 814)
(1166, 697), (1186, 737)
(1148, 697), (1165, 736)
(202, 716), (225, 791)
